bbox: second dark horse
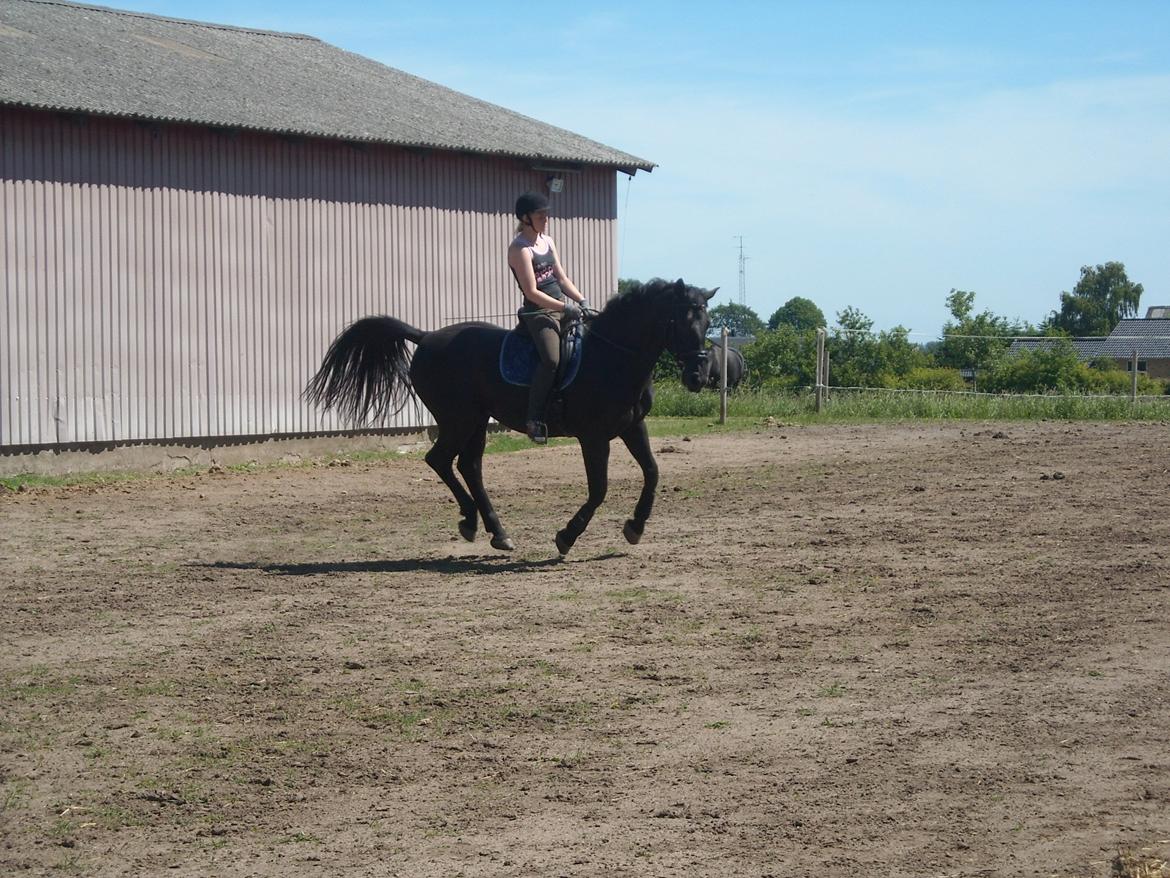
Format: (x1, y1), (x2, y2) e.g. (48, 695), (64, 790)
(305, 278), (714, 555)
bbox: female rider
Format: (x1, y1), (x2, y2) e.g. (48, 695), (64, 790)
(507, 191), (586, 443)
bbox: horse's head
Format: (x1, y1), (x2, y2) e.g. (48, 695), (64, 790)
(665, 279), (716, 392)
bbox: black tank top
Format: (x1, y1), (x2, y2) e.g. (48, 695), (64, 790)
(511, 234), (564, 301)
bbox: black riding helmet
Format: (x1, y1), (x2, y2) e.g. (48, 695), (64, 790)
(515, 191), (550, 222)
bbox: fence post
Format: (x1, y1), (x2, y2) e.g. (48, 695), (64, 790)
(1132, 349), (1139, 404)
(815, 328), (826, 413)
(823, 346), (830, 401)
(719, 326), (729, 424)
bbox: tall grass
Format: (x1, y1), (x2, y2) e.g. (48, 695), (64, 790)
(651, 382), (1170, 422)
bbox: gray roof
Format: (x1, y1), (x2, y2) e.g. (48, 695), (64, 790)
(0, 0), (655, 174)
(1099, 318), (1170, 358)
(1009, 318), (1170, 359)
(1008, 337), (1108, 358)
(706, 334), (755, 350)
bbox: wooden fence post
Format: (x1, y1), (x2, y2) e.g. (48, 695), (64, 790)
(815, 328), (826, 413)
(1132, 350), (1139, 404)
(823, 345), (830, 401)
(719, 326), (729, 425)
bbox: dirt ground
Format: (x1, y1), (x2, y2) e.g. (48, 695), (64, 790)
(2, 421), (1168, 877)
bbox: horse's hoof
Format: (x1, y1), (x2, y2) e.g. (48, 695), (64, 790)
(458, 520), (476, 542)
(490, 534), (515, 552)
(554, 530), (573, 556)
(623, 520), (644, 545)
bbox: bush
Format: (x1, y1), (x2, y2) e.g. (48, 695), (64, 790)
(894, 367), (967, 391)
(983, 344), (1167, 395)
(982, 343), (1082, 393)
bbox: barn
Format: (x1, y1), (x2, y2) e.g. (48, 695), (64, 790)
(0, 0), (653, 457)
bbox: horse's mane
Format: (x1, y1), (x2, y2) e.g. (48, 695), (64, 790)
(595, 278), (681, 327)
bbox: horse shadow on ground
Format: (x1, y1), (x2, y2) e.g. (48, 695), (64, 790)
(196, 551), (627, 578)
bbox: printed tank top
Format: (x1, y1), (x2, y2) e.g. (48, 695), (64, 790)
(511, 234), (564, 301)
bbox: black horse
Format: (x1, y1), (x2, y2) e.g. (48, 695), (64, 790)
(702, 344), (745, 390)
(305, 278), (715, 555)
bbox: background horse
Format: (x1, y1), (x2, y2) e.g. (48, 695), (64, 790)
(306, 278), (714, 555)
(703, 344), (745, 390)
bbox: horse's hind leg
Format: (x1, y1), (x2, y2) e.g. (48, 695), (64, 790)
(424, 428), (480, 545)
(618, 419), (658, 545)
(554, 436), (609, 556)
(457, 422), (514, 551)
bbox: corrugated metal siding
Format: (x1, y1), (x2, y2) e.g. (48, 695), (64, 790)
(0, 107), (618, 449)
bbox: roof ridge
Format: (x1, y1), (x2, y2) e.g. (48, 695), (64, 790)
(12, 0), (320, 42)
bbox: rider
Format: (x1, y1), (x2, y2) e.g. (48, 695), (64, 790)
(507, 191), (586, 444)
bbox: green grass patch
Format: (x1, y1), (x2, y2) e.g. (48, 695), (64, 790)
(2, 668), (80, 702)
(816, 682), (848, 698)
(483, 433), (577, 454)
(278, 831), (323, 844)
(3, 780), (30, 812)
(605, 586), (653, 603)
(650, 381), (1170, 422)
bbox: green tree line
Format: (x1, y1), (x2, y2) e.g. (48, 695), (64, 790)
(623, 262), (1165, 395)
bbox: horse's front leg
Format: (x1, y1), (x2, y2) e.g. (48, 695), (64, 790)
(618, 419), (658, 545)
(554, 436), (610, 556)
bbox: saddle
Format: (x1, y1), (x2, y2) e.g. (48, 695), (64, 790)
(498, 318), (584, 391)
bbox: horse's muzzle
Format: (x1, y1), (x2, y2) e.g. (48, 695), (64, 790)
(678, 351), (708, 392)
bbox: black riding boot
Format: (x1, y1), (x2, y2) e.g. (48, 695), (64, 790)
(521, 312), (561, 444)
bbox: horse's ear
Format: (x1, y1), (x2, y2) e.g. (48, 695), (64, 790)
(674, 278), (686, 292)
(704, 287), (718, 301)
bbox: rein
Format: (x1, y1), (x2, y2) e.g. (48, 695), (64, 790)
(584, 321), (642, 357)
(582, 303), (709, 365)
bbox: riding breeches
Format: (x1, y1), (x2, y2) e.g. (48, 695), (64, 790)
(520, 310), (561, 423)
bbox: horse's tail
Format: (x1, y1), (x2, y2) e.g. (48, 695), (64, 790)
(304, 316), (425, 425)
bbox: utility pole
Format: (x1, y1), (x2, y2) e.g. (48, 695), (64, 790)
(734, 236), (748, 307)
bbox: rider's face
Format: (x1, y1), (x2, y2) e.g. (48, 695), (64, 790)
(529, 209), (550, 234)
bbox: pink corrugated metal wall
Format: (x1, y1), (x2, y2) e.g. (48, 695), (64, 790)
(0, 107), (619, 449)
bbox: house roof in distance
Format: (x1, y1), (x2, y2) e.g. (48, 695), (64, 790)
(0, 0), (655, 174)
(1008, 318), (1170, 359)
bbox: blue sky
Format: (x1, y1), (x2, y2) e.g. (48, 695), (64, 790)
(112, 1), (1170, 336)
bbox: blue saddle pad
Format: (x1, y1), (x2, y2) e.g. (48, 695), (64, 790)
(499, 324), (583, 389)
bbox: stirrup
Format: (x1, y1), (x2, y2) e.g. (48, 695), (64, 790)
(526, 420), (548, 445)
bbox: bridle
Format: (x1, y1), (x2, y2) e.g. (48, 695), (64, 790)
(666, 304), (710, 371)
(580, 301), (710, 368)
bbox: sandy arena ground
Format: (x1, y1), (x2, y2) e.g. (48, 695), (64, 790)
(2, 421), (1168, 877)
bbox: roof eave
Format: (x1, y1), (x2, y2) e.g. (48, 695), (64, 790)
(1, 99), (658, 174)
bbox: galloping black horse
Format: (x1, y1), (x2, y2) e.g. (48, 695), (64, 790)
(305, 278), (715, 555)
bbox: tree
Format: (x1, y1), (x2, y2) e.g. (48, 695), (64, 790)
(741, 325), (818, 389)
(1046, 262), (1143, 337)
(709, 302), (765, 338)
(768, 296), (825, 332)
(828, 307), (882, 386)
(935, 289), (1025, 375)
(826, 308), (927, 387)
